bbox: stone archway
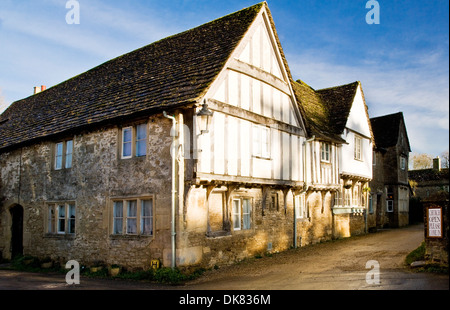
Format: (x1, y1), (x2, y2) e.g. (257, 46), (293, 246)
(10, 205), (24, 258)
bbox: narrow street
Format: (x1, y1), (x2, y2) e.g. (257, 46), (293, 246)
(183, 223), (448, 290)
(0, 224), (448, 290)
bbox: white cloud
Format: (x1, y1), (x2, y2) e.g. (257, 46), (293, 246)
(286, 48), (449, 155)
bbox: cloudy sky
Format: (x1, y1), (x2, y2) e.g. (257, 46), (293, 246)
(0, 0), (448, 157)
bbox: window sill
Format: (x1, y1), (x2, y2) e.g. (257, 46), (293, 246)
(44, 233), (75, 240)
(109, 234), (153, 240)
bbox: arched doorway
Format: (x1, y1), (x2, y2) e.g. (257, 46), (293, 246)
(10, 205), (24, 258)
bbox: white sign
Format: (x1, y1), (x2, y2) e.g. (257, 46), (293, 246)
(427, 208), (442, 238)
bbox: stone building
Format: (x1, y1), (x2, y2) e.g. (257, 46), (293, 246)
(409, 157), (449, 200)
(369, 112), (411, 228)
(0, 2), (374, 270)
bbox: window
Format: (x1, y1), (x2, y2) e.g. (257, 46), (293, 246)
(54, 140), (73, 170)
(344, 189), (351, 206)
(65, 140), (73, 169)
(232, 198), (252, 231)
(368, 194), (373, 214)
(47, 203), (76, 235)
(295, 194), (306, 219)
(112, 197), (154, 236)
(55, 142), (63, 170)
(122, 127), (132, 158)
(321, 142), (330, 162)
(373, 151), (376, 166)
(354, 135), (362, 161)
(253, 124), (270, 159)
(121, 124), (147, 159)
(387, 200), (394, 212)
(400, 156), (407, 170)
(57, 205), (66, 234)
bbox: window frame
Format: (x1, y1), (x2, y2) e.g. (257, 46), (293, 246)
(252, 124), (271, 159)
(46, 202), (76, 235)
(111, 196), (155, 236)
(387, 200), (394, 212)
(54, 139), (74, 170)
(121, 123), (148, 159)
(321, 142), (331, 162)
(400, 156), (407, 170)
(295, 193), (306, 219)
(232, 197), (252, 231)
(354, 135), (363, 161)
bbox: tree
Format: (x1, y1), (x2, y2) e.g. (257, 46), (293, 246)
(441, 150), (449, 169)
(410, 153), (433, 170)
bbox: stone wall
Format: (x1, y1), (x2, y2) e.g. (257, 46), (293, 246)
(0, 114), (174, 269)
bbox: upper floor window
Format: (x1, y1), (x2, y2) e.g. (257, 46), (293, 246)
(321, 142), (331, 162)
(400, 156), (407, 170)
(354, 135), (362, 161)
(55, 139), (73, 170)
(253, 124), (270, 159)
(121, 123), (147, 159)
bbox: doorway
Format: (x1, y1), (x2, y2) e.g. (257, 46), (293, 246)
(10, 205), (24, 258)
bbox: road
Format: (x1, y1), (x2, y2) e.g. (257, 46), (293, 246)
(0, 224), (448, 290)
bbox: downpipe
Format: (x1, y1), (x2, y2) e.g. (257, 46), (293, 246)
(163, 111), (177, 269)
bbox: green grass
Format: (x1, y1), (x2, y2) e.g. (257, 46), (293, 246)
(405, 242), (426, 265)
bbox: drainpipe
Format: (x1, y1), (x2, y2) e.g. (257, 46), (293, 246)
(163, 111), (177, 269)
(294, 135), (315, 248)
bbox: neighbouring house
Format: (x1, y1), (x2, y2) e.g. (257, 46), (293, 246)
(293, 80), (374, 239)
(0, 2), (374, 270)
(409, 157), (449, 200)
(369, 112), (411, 228)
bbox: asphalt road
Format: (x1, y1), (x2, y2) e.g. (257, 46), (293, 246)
(0, 224), (448, 291)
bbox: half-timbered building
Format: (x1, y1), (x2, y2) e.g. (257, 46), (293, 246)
(0, 2), (374, 269)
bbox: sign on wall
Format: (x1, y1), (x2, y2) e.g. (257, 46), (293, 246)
(427, 207), (443, 238)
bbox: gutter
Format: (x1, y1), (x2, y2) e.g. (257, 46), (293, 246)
(163, 111), (177, 269)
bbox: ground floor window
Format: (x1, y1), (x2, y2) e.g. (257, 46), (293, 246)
(112, 197), (154, 236)
(232, 198), (252, 231)
(294, 193), (306, 219)
(47, 202), (76, 234)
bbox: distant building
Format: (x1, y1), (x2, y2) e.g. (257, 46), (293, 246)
(369, 112), (411, 228)
(409, 157), (450, 200)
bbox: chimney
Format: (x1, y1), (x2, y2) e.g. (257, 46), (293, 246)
(33, 85), (46, 94)
(433, 156), (441, 171)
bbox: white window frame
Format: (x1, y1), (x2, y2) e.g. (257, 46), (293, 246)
(253, 124), (270, 159)
(47, 202), (76, 235)
(55, 139), (73, 170)
(55, 142), (63, 170)
(112, 197), (154, 236)
(321, 142), (331, 162)
(121, 127), (133, 159)
(387, 200), (394, 212)
(295, 194), (306, 219)
(121, 124), (148, 159)
(232, 198), (252, 231)
(354, 135), (362, 161)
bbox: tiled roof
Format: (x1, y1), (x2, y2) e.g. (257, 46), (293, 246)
(0, 3), (265, 151)
(370, 112), (410, 150)
(409, 168), (449, 182)
(292, 79), (361, 143)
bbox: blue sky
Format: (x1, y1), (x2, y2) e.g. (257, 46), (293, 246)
(0, 0), (448, 157)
